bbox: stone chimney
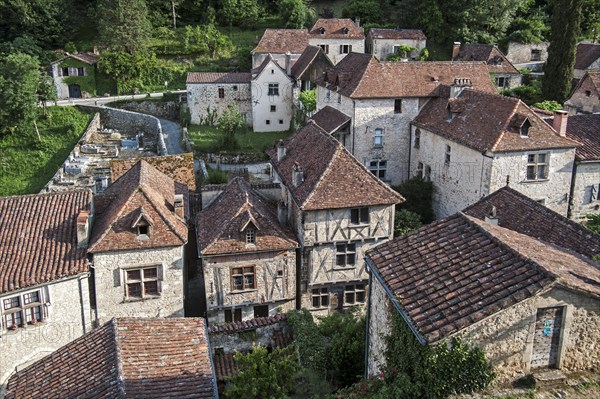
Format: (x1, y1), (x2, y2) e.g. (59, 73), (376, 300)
(277, 139), (286, 161)
(292, 163), (304, 187)
(452, 42), (461, 60)
(484, 206), (498, 226)
(450, 78), (471, 98)
(174, 194), (184, 219)
(552, 110), (568, 137)
(76, 210), (91, 247)
(355, 18), (361, 27)
(285, 51), (292, 76)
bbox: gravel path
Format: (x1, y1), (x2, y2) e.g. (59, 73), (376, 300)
(159, 118), (184, 155)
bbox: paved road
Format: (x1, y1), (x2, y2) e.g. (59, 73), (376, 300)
(47, 90), (186, 108)
(160, 118), (185, 155)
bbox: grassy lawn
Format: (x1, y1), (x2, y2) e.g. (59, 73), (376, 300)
(188, 124), (291, 155)
(0, 107), (92, 196)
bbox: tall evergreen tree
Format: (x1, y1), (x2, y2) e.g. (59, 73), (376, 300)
(96, 0), (152, 53)
(542, 0), (584, 102)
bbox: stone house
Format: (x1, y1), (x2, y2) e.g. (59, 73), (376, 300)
(49, 52), (99, 98)
(452, 43), (522, 89)
(505, 42), (549, 72)
(565, 71), (600, 114)
(251, 29), (309, 69)
(574, 42), (600, 80)
(410, 87), (578, 218)
(315, 53), (496, 185)
(196, 178), (298, 324)
(186, 72), (253, 126)
(308, 19), (365, 65)
(290, 45), (333, 92)
(5, 318), (217, 398)
(0, 190), (95, 393)
(365, 209), (600, 380)
(365, 28), (427, 61)
(251, 55), (294, 132)
(267, 122), (403, 316)
(88, 160), (189, 323)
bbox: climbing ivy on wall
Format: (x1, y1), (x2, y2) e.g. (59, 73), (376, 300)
(59, 58), (96, 96)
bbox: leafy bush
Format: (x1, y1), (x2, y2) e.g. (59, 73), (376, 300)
(287, 309), (327, 372)
(584, 214), (600, 234)
(298, 89), (317, 114)
(392, 177), (435, 224)
(204, 166), (228, 184)
(394, 209), (422, 237)
(502, 80), (543, 105)
(532, 100), (563, 111)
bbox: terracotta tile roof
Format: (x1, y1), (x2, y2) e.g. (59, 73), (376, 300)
(367, 212), (600, 343)
(309, 19), (364, 39)
(367, 28), (426, 40)
(267, 122), (403, 210)
(111, 153), (196, 191)
(562, 114), (600, 161)
(575, 43), (600, 70)
(0, 190), (92, 294)
(5, 318), (216, 399)
(309, 106), (351, 134)
(464, 186), (600, 259)
(89, 160), (188, 253)
(186, 72), (252, 84)
(253, 29), (309, 54)
(454, 44), (520, 75)
(317, 53), (497, 98)
(208, 313), (288, 334)
(412, 86), (579, 153)
(291, 45), (325, 79)
(196, 178), (297, 255)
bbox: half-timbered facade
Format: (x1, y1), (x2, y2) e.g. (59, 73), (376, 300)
(268, 122), (403, 315)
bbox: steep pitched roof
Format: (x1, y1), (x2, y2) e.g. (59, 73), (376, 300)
(309, 106), (351, 134)
(253, 29), (309, 54)
(111, 153), (196, 191)
(89, 160), (188, 253)
(454, 44), (519, 74)
(317, 54), (497, 98)
(251, 54), (293, 80)
(463, 186), (600, 259)
(412, 86), (578, 153)
(309, 19), (364, 39)
(0, 190), (92, 294)
(5, 318), (216, 399)
(186, 72), (252, 84)
(267, 122), (403, 210)
(290, 45), (331, 80)
(367, 212), (600, 343)
(196, 178), (297, 255)
(367, 28), (426, 40)
(563, 114), (600, 161)
(566, 70), (600, 104)
(575, 43), (600, 70)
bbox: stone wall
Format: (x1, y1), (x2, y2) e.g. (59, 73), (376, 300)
(368, 38), (426, 61)
(111, 100), (180, 121)
(308, 38), (365, 65)
(0, 275), (94, 394)
(569, 161), (600, 221)
(505, 42), (549, 67)
(366, 275), (393, 377)
(209, 318), (292, 353)
(92, 246), (185, 324)
(187, 82), (252, 126)
(78, 105), (167, 155)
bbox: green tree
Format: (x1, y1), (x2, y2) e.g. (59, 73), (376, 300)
(279, 0), (317, 29)
(298, 89), (316, 114)
(585, 214), (600, 234)
(394, 209), (422, 237)
(217, 105), (246, 150)
(542, 0), (584, 102)
(219, 0), (263, 28)
(96, 0), (152, 53)
(225, 344), (298, 399)
(0, 52), (41, 138)
(342, 0), (382, 25)
(392, 177), (435, 224)
(37, 74), (57, 117)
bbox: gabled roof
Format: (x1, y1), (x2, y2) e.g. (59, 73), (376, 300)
(367, 212), (600, 343)
(309, 19), (364, 39)
(317, 53), (497, 98)
(309, 106), (351, 134)
(253, 29), (309, 54)
(196, 178), (297, 255)
(563, 114), (600, 161)
(290, 45), (331, 80)
(186, 72), (252, 84)
(89, 160), (188, 253)
(51, 51), (99, 65)
(463, 186), (600, 259)
(111, 153), (196, 191)
(267, 122), (403, 210)
(454, 44), (520, 74)
(5, 318), (216, 399)
(367, 28), (426, 41)
(575, 43), (600, 70)
(0, 190), (92, 295)
(251, 54), (293, 80)
(412, 86), (579, 153)
(567, 70), (600, 102)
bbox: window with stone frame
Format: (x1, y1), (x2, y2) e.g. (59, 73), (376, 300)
(344, 284), (366, 305)
(2, 290), (45, 330)
(336, 243), (356, 267)
(526, 153), (549, 181)
(319, 44), (329, 54)
(350, 207), (369, 225)
(414, 129), (421, 149)
(268, 83), (279, 96)
(339, 44), (352, 54)
(245, 228), (256, 244)
(311, 287), (329, 308)
(124, 266), (160, 299)
(225, 308), (242, 323)
(218, 87), (225, 98)
(373, 128), (383, 148)
(368, 159), (387, 180)
(231, 266), (255, 291)
(416, 161), (424, 179)
(495, 76), (508, 88)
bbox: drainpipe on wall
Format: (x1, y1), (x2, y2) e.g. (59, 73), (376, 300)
(567, 160), (578, 219)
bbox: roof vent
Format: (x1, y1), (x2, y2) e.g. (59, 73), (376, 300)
(484, 206), (498, 226)
(292, 163), (304, 187)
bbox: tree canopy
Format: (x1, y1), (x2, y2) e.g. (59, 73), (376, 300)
(96, 0), (152, 53)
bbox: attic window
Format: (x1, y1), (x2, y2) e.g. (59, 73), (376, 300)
(343, 27), (349, 34)
(246, 228), (256, 244)
(132, 210), (153, 238)
(520, 118), (532, 137)
(319, 27), (325, 34)
(585, 90), (591, 97)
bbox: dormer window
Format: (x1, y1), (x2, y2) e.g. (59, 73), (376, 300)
(319, 27), (325, 34)
(138, 224), (149, 236)
(132, 209), (153, 238)
(447, 104), (456, 121)
(343, 27), (349, 34)
(246, 228), (255, 244)
(520, 118), (531, 137)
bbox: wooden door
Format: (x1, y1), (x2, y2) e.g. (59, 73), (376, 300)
(531, 307), (563, 369)
(68, 84), (81, 98)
